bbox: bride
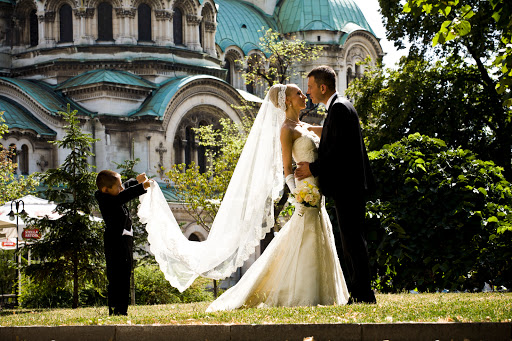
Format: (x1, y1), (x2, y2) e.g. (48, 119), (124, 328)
(138, 84), (349, 311)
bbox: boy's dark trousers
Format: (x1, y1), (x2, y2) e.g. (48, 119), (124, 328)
(104, 233), (133, 315)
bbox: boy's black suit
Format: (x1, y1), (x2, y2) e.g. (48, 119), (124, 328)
(95, 179), (147, 315)
(309, 95), (376, 303)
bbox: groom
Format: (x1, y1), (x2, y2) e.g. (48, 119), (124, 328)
(295, 65), (376, 304)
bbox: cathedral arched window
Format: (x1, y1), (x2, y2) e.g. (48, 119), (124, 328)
(173, 136), (182, 165)
(224, 59), (232, 85)
(346, 67), (354, 86)
(29, 10), (38, 47)
(188, 233), (200, 242)
(184, 126), (194, 166)
(59, 4), (73, 43)
(197, 121), (208, 173)
(138, 4), (152, 42)
(246, 55), (260, 94)
(199, 19), (203, 49)
(97, 2), (113, 41)
(8, 144), (17, 173)
(173, 7), (183, 45)
(20, 144), (29, 175)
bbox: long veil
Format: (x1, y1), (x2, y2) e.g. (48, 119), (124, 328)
(138, 88), (286, 292)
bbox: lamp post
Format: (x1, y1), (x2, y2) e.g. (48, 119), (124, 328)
(8, 199), (26, 307)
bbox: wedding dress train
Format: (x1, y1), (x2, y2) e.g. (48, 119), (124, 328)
(206, 130), (349, 311)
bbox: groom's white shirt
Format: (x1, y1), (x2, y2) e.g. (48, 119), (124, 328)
(325, 92), (338, 109)
(320, 92), (338, 125)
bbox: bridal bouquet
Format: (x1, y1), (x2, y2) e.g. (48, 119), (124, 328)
(292, 181), (321, 208)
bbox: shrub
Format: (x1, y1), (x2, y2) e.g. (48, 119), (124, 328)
(134, 264), (213, 305)
(19, 275), (73, 308)
(367, 133), (512, 292)
(19, 276), (107, 309)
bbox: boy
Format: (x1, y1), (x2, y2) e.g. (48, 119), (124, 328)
(95, 170), (151, 315)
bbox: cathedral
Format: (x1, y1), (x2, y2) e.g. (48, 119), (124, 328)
(0, 0), (383, 245)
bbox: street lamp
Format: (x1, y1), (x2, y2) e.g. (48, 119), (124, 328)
(8, 199), (26, 306)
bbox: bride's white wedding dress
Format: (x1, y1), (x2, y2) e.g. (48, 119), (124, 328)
(206, 130), (349, 312)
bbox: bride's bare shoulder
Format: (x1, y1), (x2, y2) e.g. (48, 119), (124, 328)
(281, 123), (303, 141)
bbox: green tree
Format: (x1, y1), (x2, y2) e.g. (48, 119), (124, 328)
(242, 28), (323, 88)
(366, 133), (512, 292)
(403, 0), (512, 105)
(378, 0), (511, 178)
(24, 104), (104, 308)
(0, 250), (16, 299)
(0, 111), (39, 205)
(347, 55), (499, 166)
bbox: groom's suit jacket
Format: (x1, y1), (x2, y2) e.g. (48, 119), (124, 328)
(309, 94), (375, 198)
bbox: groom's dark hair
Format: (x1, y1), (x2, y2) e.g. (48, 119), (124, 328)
(308, 66), (336, 91)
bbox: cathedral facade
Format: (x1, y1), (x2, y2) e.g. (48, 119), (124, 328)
(0, 0), (383, 244)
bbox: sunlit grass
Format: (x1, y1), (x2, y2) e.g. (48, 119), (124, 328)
(0, 293), (511, 326)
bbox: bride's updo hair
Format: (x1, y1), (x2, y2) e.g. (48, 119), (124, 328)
(268, 84), (288, 111)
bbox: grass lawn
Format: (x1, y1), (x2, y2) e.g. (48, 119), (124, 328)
(0, 293), (511, 326)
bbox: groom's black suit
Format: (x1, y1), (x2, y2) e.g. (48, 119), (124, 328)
(309, 94), (376, 303)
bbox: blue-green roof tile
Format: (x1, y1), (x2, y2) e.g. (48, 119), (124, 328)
(129, 75), (229, 118)
(56, 69), (157, 90)
(0, 77), (95, 116)
(0, 96), (56, 136)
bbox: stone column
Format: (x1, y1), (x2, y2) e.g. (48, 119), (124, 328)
(115, 7), (136, 44)
(204, 20), (216, 56)
(44, 12), (56, 47)
(155, 10), (173, 46)
(36, 13), (45, 48)
(74, 8), (94, 45)
(186, 14), (201, 51)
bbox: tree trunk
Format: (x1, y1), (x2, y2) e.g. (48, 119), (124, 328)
(131, 262), (135, 305)
(72, 250), (78, 308)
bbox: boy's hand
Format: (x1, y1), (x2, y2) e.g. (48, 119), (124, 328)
(136, 173), (148, 184)
(143, 180), (152, 189)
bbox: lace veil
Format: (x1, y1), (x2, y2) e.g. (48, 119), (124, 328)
(138, 85), (287, 292)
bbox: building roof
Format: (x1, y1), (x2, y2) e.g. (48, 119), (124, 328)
(0, 77), (95, 117)
(215, 0), (278, 54)
(275, 0), (375, 36)
(0, 96), (56, 136)
(56, 69), (157, 91)
(159, 182), (180, 202)
(129, 75), (230, 118)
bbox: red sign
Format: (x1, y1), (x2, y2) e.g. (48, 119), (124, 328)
(1, 240), (15, 247)
(22, 228), (41, 239)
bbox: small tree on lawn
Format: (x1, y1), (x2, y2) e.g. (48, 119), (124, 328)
(25, 105), (104, 309)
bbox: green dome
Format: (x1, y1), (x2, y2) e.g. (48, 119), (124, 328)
(215, 0), (277, 54)
(275, 0), (375, 36)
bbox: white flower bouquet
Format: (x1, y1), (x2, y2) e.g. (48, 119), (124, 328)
(292, 181), (321, 208)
